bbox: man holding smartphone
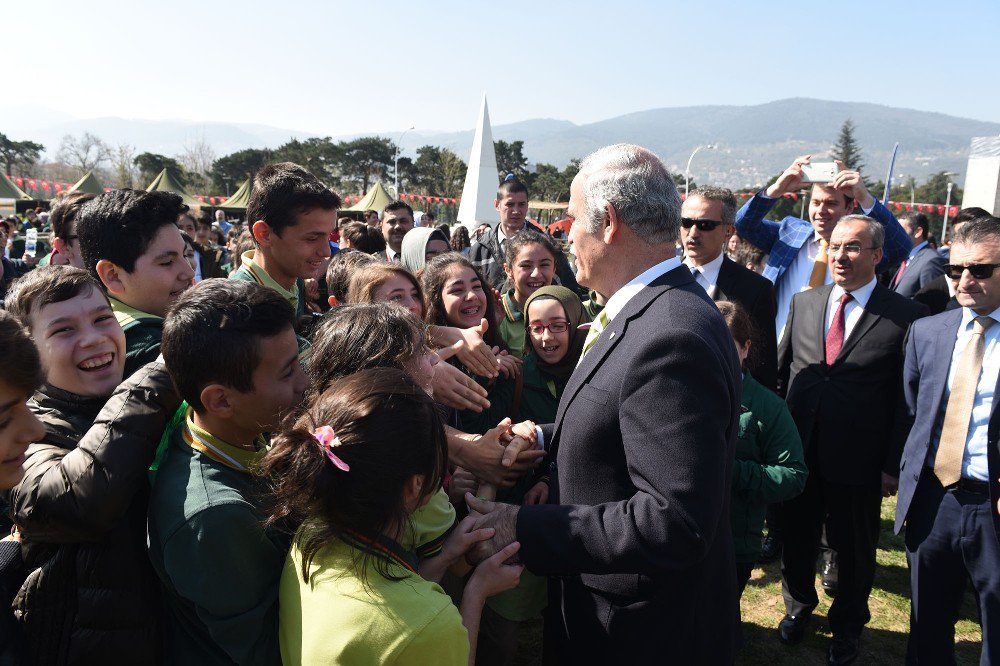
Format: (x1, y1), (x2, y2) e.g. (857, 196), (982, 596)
(735, 155), (910, 342)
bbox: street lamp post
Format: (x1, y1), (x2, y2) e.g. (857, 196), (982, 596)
(394, 126), (415, 198)
(940, 172), (959, 243)
(684, 144), (716, 197)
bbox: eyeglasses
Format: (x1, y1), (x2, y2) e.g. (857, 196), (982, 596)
(828, 243), (877, 257)
(528, 320), (570, 335)
(944, 263), (1000, 280)
(680, 218), (726, 232)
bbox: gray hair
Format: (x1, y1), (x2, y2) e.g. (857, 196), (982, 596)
(579, 144), (681, 245)
(837, 214), (885, 249)
(688, 186), (737, 226)
(954, 215), (1000, 247)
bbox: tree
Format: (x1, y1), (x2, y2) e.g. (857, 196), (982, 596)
(211, 148), (272, 193)
(410, 145), (466, 198)
(57, 132), (112, 176)
(134, 152), (186, 187)
(273, 137), (342, 187)
(337, 136), (395, 194)
(179, 135), (217, 192)
(111, 144), (138, 188)
(494, 140), (530, 181)
(914, 171), (964, 240)
(531, 160), (579, 203)
(831, 119), (866, 177)
(0, 133), (44, 176)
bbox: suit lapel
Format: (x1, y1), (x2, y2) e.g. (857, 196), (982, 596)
(714, 258), (736, 302)
(552, 266), (690, 445)
(809, 284), (834, 361)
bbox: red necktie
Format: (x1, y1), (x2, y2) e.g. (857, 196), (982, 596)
(891, 259), (908, 288)
(825, 292), (854, 364)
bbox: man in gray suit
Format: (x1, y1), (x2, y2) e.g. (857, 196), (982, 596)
(467, 144), (743, 663)
(891, 212), (946, 298)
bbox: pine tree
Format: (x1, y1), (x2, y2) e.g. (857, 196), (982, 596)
(831, 119), (866, 174)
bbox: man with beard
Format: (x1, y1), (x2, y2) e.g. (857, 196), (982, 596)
(374, 201), (414, 263)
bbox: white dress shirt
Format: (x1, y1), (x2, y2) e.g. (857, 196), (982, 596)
(824, 277), (878, 340)
(683, 251), (725, 299)
(931, 307), (1000, 482)
(385, 246), (398, 262)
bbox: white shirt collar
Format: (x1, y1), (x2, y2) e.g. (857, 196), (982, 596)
(603, 256), (682, 321)
(683, 250), (725, 286)
(830, 276), (878, 309)
(385, 245), (398, 262)
(960, 306), (1000, 329)
(496, 222), (525, 245)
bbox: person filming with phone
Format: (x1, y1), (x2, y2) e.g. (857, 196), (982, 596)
(735, 155), (910, 342)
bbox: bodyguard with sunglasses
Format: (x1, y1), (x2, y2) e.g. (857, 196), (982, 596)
(681, 187), (778, 390)
(896, 215), (1000, 664)
(776, 215), (926, 665)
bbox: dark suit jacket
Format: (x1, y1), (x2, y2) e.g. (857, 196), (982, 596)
(777, 283), (927, 485)
(517, 264), (742, 663)
(892, 245), (946, 298)
(913, 274), (959, 316)
(716, 256), (779, 391)
(895, 309), (1000, 543)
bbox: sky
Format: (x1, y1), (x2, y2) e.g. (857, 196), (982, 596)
(2, 0), (999, 136)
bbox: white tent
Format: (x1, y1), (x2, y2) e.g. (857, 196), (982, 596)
(456, 94), (501, 230)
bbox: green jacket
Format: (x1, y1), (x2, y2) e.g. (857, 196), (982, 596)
(730, 373), (808, 563)
(110, 297), (164, 378)
(498, 290), (526, 357)
(147, 414), (286, 666)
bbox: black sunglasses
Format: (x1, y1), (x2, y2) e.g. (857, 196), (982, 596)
(680, 217), (726, 232)
(944, 263), (1000, 280)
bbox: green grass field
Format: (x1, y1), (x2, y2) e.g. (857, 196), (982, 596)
(512, 496), (984, 664)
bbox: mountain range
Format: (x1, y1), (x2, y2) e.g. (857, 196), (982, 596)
(3, 98), (998, 190)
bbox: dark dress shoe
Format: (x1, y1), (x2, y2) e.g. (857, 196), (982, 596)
(828, 635), (859, 665)
(778, 614), (810, 645)
(822, 558), (839, 597)
(759, 534), (782, 563)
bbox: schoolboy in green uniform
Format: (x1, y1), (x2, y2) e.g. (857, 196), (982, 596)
(76, 189), (194, 378)
(231, 162), (340, 329)
(148, 279), (309, 666)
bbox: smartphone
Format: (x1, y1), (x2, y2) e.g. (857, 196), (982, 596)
(800, 162), (839, 184)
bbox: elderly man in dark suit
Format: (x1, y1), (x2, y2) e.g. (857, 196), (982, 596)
(682, 186), (778, 390)
(890, 212), (946, 298)
(466, 144), (743, 663)
(776, 214), (926, 665)
(896, 216), (1000, 664)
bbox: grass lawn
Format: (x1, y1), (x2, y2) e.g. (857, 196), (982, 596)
(512, 496), (984, 664)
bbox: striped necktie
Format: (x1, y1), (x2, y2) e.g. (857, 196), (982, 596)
(579, 309), (610, 362)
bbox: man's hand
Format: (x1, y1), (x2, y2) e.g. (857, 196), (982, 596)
(418, 514), (496, 583)
(447, 467), (477, 508)
(459, 420), (545, 486)
(832, 161), (875, 210)
(21, 252), (38, 267)
(765, 154), (811, 198)
(464, 493), (521, 565)
(881, 472), (898, 498)
(430, 362), (490, 412)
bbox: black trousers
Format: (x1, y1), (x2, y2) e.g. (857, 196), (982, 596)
(904, 473), (1000, 665)
(780, 466), (882, 637)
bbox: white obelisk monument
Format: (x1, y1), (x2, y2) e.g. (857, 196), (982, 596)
(457, 94), (501, 231)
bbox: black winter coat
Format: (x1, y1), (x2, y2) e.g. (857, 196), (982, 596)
(9, 363), (180, 665)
